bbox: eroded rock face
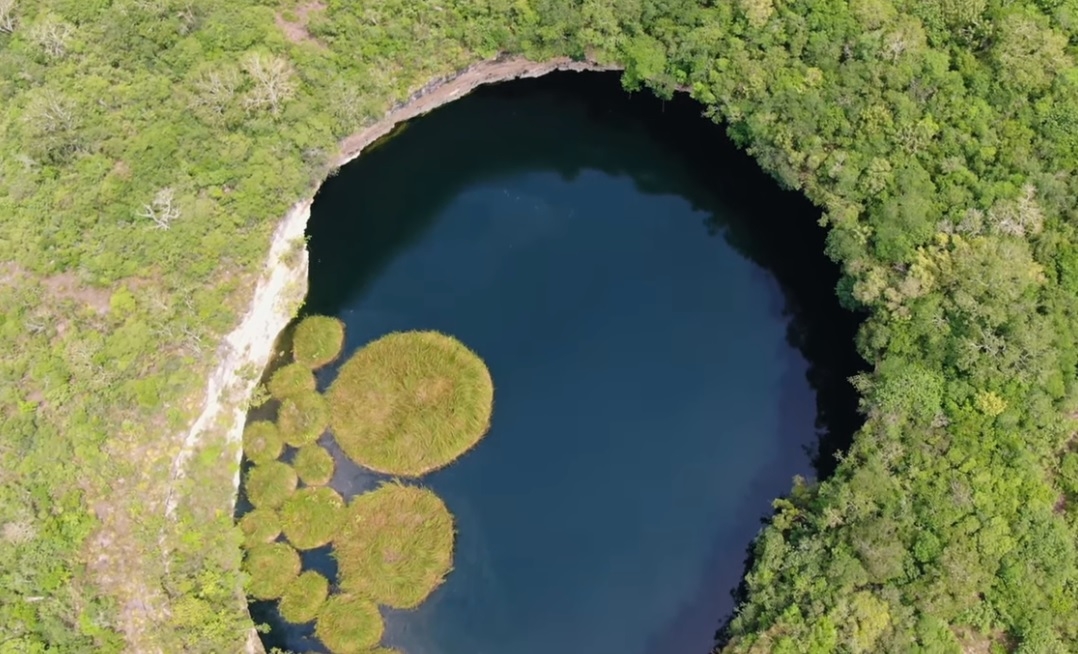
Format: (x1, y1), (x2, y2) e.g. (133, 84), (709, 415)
(174, 57), (618, 653)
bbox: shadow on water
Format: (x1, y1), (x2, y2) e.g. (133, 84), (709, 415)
(249, 71), (866, 653)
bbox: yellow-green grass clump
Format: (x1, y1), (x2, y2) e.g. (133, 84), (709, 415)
(243, 420), (283, 465)
(268, 362), (317, 400)
(293, 315), (346, 369)
(279, 391), (330, 447)
(280, 487), (345, 550)
(334, 483), (455, 609)
(293, 444), (335, 486)
(244, 542), (301, 600)
(315, 594), (384, 654)
(327, 331), (494, 476)
(245, 461), (298, 510)
(278, 570), (329, 624)
(238, 508), (281, 547)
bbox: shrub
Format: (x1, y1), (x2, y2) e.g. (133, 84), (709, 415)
(278, 570), (329, 624)
(278, 391), (329, 447)
(244, 542), (300, 600)
(314, 594), (384, 654)
(280, 487), (344, 550)
(293, 315), (345, 369)
(243, 421), (283, 465)
(327, 331), (494, 476)
(238, 508), (281, 548)
(267, 362), (317, 400)
(245, 461), (298, 510)
(333, 482), (455, 609)
(293, 444), (335, 486)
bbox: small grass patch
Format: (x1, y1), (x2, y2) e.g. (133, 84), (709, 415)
(278, 570), (329, 624)
(245, 461), (298, 510)
(293, 315), (345, 369)
(243, 420), (283, 465)
(238, 508), (281, 547)
(293, 444), (335, 486)
(334, 482), (455, 609)
(327, 331), (494, 476)
(280, 486), (345, 550)
(244, 542), (301, 600)
(278, 390), (329, 447)
(268, 362), (317, 400)
(315, 594), (384, 654)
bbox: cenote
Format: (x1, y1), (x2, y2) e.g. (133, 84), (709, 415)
(246, 71), (863, 654)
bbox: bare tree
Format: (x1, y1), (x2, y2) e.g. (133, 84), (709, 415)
(29, 14), (73, 59)
(190, 67), (240, 119)
(137, 187), (181, 230)
(23, 89), (76, 136)
(989, 183), (1044, 238)
(0, 0), (18, 34)
(242, 53), (296, 116)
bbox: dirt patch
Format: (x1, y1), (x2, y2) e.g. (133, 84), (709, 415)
(275, 1), (326, 48)
(42, 272), (111, 314)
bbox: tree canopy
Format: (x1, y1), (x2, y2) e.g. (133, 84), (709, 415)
(2, 0), (1078, 651)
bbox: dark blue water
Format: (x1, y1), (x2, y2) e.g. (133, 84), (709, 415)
(253, 72), (862, 654)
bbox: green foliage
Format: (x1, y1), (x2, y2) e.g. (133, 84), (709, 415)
(333, 482), (455, 609)
(244, 420), (283, 465)
(293, 444), (335, 486)
(277, 391), (329, 447)
(327, 331), (494, 476)
(245, 461), (297, 510)
(244, 542), (300, 601)
(238, 508), (281, 548)
(278, 570), (329, 625)
(5, 0), (1078, 646)
(279, 486), (344, 550)
(292, 315), (345, 369)
(314, 594), (384, 654)
(267, 362), (317, 400)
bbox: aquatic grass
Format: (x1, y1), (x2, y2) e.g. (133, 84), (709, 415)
(293, 444), (335, 486)
(278, 570), (329, 624)
(327, 331), (494, 476)
(278, 391), (329, 447)
(244, 542), (301, 600)
(279, 486), (345, 550)
(238, 508), (281, 547)
(293, 315), (346, 369)
(245, 461), (298, 510)
(268, 362), (317, 400)
(243, 420), (283, 465)
(315, 594), (384, 654)
(333, 482), (455, 609)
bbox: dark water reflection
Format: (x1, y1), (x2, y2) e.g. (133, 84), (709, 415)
(248, 72), (863, 654)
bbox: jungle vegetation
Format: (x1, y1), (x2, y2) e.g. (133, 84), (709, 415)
(2, 0), (1078, 652)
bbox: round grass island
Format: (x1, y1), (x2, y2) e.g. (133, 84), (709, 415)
(315, 593), (384, 654)
(334, 482), (456, 609)
(327, 330), (494, 476)
(293, 315), (346, 369)
(267, 362), (317, 400)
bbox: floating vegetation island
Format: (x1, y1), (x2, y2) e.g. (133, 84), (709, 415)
(238, 315), (492, 653)
(328, 330), (494, 476)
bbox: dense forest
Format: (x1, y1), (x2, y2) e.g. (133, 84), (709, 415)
(2, 0), (1078, 651)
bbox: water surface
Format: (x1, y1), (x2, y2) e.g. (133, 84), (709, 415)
(254, 72), (861, 654)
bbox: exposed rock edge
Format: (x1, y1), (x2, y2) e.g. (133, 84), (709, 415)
(171, 55), (618, 652)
